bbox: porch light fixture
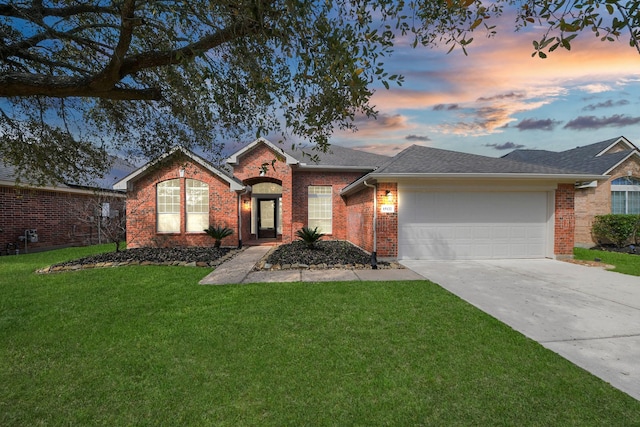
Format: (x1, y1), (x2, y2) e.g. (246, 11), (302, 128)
(385, 190), (393, 203)
(179, 168), (185, 177)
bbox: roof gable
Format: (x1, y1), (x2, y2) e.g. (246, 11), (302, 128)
(226, 138), (390, 170)
(114, 147), (244, 191)
(226, 138), (299, 166)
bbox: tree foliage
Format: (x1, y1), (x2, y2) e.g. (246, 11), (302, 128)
(1, 0), (638, 185)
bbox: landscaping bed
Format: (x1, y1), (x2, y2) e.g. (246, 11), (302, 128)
(257, 240), (395, 270)
(37, 240), (393, 273)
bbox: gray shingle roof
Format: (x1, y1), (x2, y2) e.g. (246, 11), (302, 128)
(281, 144), (391, 168)
(373, 145), (586, 175)
(502, 137), (637, 174)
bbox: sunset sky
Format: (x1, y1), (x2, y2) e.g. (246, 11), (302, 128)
(330, 13), (640, 158)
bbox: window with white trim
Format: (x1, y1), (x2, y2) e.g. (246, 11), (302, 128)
(611, 177), (640, 214)
(157, 179), (180, 232)
(308, 185), (332, 234)
(186, 179), (209, 232)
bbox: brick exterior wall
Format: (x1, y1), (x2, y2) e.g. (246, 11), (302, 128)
(125, 155), (239, 248)
(574, 156), (640, 247)
(291, 171), (364, 241)
(346, 185), (375, 253)
(345, 183), (398, 258)
(376, 183), (398, 257)
(0, 184), (125, 254)
(554, 183), (576, 257)
(231, 144), (294, 242)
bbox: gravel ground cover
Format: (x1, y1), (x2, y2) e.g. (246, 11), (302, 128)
(42, 240), (385, 271)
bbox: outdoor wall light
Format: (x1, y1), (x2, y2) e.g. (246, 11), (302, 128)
(385, 190), (393, 203)
(179, 168), (185, 177)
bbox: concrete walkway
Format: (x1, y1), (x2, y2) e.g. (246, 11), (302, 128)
(401, 259), (640, 401)
(199, 246), (425, 285)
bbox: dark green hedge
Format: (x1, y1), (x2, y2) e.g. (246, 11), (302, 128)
(591, 214), (640, 248)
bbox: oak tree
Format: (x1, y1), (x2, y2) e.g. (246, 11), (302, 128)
(1, 0), (638, 185)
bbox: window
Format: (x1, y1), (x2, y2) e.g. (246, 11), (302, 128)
(157, 179), (180, 232)
(611, 177), (640, 214)
(186, 179), (209, 232)
(308, 185), (332, 234)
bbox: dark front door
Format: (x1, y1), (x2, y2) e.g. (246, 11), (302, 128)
(258, 198), (277, 238)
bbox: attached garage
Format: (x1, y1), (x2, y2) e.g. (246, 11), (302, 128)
(341, 144), (605, 261)
(398, 187), (553, 260)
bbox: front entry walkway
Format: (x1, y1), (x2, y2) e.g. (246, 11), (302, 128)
(401, 258), (640, 401)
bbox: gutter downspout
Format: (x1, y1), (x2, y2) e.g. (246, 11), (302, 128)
(363, 180), (378, 269)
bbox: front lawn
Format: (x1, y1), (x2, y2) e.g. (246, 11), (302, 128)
(1, 245), (639, 425)
(574, 247), (640, 276)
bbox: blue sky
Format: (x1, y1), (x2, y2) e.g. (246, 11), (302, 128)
(330, 14), (640, 158)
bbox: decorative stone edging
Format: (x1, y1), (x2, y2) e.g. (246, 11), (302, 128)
(36, 248), (244, 274)
(254, 261), (406, 271)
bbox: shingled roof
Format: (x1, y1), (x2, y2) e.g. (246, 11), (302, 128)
(373, 145), (589, 175)
(502, 136), (639, 175)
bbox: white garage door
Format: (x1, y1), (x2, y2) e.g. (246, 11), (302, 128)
(398, 190), (550, 260)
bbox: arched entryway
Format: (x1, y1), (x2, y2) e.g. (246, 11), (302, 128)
(245, 178), (283, 239)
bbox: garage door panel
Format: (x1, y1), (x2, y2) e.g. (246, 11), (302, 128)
(398, 191), (549, 260)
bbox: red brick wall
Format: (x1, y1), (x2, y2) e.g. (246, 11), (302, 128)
(126, 156), (238, 248)
(344, 183), (398, 257)
(0, 185), (125, 254)
(232, 144), (294, 242)
(554, 183), (576, 256)
(291, 171), (364, 241)
(376, 183), (398, 257)
(346, 186), (375, 253)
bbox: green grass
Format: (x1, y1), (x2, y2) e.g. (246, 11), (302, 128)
(2, 246), (639, 425)
(574, 247), (640, 276)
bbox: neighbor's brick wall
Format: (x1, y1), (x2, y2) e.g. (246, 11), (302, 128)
(291, 171), (364, 241)
(554, 183), (575, 256)
(126, 156), (238, 248)
(232, 144), (294, 242)
(574, 156), (640, 247)
(0, 185), (125, 254)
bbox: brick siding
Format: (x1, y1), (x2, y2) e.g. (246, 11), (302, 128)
(574, 156), (640, 247)
(0, 185), (125, 254)
(554, 183), (576, 256)
(125, 155), (238, 248)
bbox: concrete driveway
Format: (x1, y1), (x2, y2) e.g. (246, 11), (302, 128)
(401, 259), (640, 401)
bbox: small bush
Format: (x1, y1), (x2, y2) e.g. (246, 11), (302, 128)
(296, 226), (324, 249)
(204, 225), (234, 248)
(591, 214), (640, 248)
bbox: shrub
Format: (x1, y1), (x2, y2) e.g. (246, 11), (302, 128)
(591, 214), (640, 248)
(296, 226), (324, 249)
(204, 225), (234, 248)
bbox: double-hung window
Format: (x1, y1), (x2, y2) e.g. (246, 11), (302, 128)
(157, 179), (180, 233)
(611, 177), (640, 214)
(308, 185), (332, 234)
(186, 179), (209, 232)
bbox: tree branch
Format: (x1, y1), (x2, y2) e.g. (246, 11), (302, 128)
(0, 73), (161, 100)
(0, 3), (118, 19)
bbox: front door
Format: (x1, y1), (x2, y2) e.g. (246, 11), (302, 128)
(258, 198), (277, 238)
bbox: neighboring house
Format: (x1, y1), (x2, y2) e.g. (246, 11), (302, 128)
(115, 138), (603, 260)
(503, 136), (640, 247)
(0, 157), (136, 254)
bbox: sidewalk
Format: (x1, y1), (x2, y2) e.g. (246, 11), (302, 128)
(199, 246), (425, 285)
